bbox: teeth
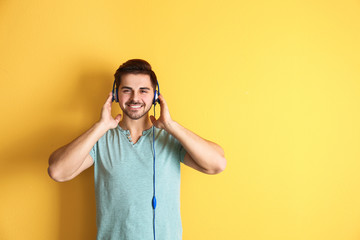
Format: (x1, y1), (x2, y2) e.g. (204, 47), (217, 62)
(130, 105), (141, 108)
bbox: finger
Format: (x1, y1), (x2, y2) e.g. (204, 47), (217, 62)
(105, 92), (113, 104)
(158, 94), (169, 112)
(158, 94), (165, 106)
(158, 93), (164, 102)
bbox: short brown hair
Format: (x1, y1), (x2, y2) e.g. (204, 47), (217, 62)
(114, 59), (158, 90)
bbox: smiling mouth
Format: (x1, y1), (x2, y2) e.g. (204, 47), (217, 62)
(128, 104), (142, 109)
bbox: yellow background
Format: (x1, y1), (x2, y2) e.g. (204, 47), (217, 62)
(1, 0), (360, 239)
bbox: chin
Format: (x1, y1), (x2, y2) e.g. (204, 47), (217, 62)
(123, 107), (152, 120)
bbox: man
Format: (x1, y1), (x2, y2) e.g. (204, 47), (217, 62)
(48, 59), (226, 240)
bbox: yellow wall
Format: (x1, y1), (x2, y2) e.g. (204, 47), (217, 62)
(1, 0), (360, 239)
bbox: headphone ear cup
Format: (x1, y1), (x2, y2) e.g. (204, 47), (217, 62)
(153, 90), (159, 105)
(112, 89), (118, 102)
(112, 80), (118, 102)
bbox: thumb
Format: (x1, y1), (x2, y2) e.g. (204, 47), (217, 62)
(114, 114), (122, 122)
(150, 115), (156, 124)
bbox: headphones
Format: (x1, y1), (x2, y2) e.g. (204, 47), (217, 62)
(111, 78), (160, 105)
(111, 76), (160, 240)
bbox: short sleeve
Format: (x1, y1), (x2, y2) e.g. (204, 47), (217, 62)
(89, 141), (98, 163)
(179, 143), (187, 163)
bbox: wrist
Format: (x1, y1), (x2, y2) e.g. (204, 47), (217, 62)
(95, 121), (111, 133)
(164, 119), (178, 135)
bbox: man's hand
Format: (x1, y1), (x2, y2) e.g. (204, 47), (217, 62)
(98, 92), (122, 130)
(150, 94), (174, 132)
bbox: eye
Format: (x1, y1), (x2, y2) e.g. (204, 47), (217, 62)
(141, 90), (149, 93)
(122, 89), (130, 93)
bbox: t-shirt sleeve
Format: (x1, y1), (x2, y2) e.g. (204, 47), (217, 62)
(89, 141), (98, 163)
(179, 142), (187, 163)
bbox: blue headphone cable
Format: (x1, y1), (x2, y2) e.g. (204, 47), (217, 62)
(152, 106), (157, 240)
(152, 81), (160, 240)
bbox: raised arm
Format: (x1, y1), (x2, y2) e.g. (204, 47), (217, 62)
(150, 94), (226, 175)
(48, 92), (121, 182)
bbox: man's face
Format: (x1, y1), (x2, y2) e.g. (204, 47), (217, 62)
(117, 73), (154, 120)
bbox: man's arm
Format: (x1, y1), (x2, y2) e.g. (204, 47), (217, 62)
(48, 92), (121, 182)
(150, 94), (226, 175)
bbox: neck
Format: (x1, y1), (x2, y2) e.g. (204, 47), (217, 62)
(119, 114), (153, 134)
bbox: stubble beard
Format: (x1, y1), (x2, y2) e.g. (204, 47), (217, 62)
(122, 102), (152, 120)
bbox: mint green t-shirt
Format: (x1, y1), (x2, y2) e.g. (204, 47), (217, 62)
(89, 125), (186, 240)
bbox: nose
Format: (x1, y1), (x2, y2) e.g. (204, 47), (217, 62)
(130, 91), (140, 102)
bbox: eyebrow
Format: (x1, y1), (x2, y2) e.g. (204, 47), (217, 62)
(140, 87), (151, 90)
(120, 86), (151, 90)
(121, 86), (132, 90)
